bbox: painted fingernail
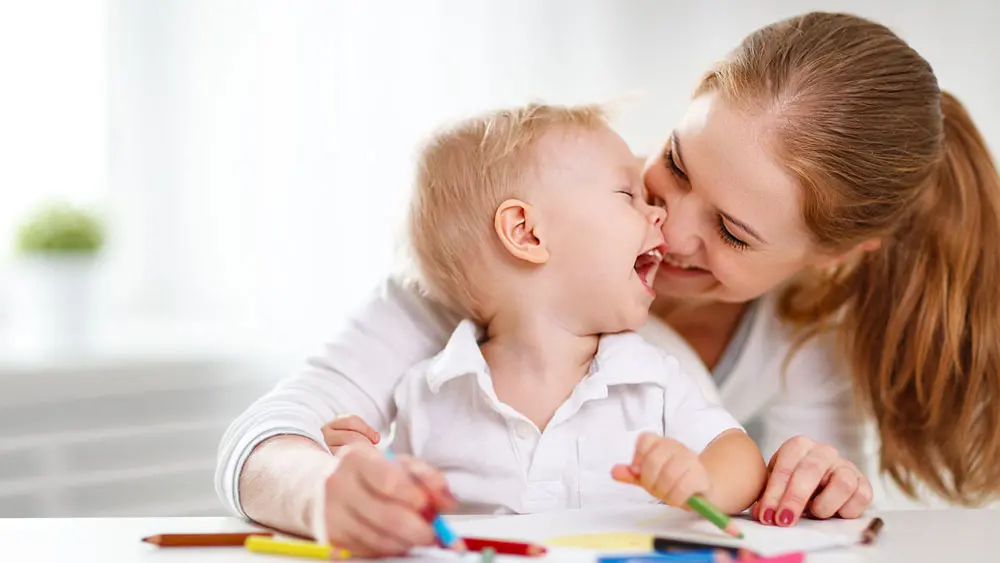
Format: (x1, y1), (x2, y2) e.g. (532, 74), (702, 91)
(419, 504), (437, 522)
(778, 509), (794, 526)
(762, 508), (776, 525)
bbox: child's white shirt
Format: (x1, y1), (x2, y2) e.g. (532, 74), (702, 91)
(389, 319), (744, 515)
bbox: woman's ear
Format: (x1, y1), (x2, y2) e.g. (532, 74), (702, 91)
(494, 199), (549, 264)
(816, 237), (882, 270)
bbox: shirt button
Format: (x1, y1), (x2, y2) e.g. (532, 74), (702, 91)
(515, 421), (534, 439)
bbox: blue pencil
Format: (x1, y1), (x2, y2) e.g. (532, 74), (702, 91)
(383, 449), (463, 550)
(597, 552), (719, 563)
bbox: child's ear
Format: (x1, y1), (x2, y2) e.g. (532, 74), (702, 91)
(494, 199), (549, 264)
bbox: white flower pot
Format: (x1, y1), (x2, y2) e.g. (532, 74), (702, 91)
(12, 254), (98, 355)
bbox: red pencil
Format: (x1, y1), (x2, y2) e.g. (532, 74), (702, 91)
(462, 537), (547, 557)
(142, 532), (274, 547)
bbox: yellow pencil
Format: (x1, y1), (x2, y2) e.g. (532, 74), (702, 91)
(244, 535), (351, 560)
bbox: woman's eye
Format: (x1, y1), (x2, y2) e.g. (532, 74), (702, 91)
(664, 147), (688, 181)
(717, 218), (749, 251)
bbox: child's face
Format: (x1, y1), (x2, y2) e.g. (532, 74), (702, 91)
(530, 126), (667, 333)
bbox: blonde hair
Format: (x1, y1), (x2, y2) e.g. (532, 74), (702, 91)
(407, 103), (608, 322)
(698, 12), (1000, 505)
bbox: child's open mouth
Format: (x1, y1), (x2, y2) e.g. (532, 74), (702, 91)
(634, 248), (663, 296)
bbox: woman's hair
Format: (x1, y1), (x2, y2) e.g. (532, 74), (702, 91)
(697, 12), (1000, 504)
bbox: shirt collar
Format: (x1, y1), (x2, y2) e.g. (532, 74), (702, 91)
(425, 319), (489, 393)
(426, 320), (672, 393)
(588, 330), (673, 388)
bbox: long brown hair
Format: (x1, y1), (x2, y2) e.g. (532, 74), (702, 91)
(698, 12), (1000, 505)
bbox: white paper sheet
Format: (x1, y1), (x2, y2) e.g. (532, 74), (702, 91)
(452, 505), (871, 558)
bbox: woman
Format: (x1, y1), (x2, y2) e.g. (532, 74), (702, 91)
(215, 11), (1000, 556)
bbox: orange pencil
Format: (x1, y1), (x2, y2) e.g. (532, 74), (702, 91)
(142, 532), (274, 547)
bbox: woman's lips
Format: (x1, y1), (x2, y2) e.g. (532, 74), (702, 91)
(659, 255), (711, 278)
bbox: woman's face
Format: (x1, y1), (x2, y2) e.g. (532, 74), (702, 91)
(643, 92), (827, 304)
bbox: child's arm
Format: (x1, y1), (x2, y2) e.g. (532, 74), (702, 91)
(610, 349), (766, 514)
(611, 430), (764, 514)
(698, 429), (767, 514)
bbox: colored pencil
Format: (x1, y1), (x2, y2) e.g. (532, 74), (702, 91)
(860, 517), (884, 545)
(383, 449), (465, 550)
(463, 537), (548, 556)
(244, 536), (351, 560)
(598, 552), (727, 563)
(654, 537), (740, 557)
(687, 495), (743, 539)
(141, 532), (273, 547)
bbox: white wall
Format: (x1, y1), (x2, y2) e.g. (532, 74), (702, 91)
(98, 0), (1000, 356)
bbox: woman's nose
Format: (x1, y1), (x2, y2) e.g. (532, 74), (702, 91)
(661, 200), (700, 255)
(647, 204), (666, 228)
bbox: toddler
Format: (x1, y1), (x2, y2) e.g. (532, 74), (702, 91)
(323, 104), (766, 515)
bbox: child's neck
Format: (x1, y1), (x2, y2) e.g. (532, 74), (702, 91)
(482, 308), (598, 381)
(480, 307), (598, 430)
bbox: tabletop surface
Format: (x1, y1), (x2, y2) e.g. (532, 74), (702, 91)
(1, 509), (995, 563)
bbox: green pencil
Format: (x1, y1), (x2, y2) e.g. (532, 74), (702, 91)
(686, 495), (744, 539)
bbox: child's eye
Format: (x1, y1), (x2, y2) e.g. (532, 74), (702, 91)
(617, 189), (634, 198)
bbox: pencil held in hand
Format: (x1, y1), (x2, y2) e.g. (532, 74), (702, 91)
(686, 495), (744, 539)
(383, 449), (466, 551)
(611, 434), (742, 539)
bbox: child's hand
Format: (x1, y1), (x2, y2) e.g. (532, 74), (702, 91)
(322, 414), (381, 455)
(611, 433), (711, 507)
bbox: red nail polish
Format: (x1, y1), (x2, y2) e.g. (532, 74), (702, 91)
(419, 505), (436, 522)
(762, 508), (775, 525)
(778, 509), (794, 526)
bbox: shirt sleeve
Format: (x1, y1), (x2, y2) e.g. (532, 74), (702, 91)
(758, 333), (867, 471)
(660, 351), (745, 454)
(214, 276), (458, 518)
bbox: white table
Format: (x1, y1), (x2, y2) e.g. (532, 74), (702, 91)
(1, 510), (995, 563)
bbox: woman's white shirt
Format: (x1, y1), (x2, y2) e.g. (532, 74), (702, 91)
(214, 276), (865, 517)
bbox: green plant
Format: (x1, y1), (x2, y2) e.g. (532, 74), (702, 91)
(15, 202), (105, 254)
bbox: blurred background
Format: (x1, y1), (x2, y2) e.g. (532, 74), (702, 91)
(0, 0), (996, 518)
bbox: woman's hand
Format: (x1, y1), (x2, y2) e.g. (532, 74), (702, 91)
(309, 445), (457, 558)
(751, 436), (873, 526)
